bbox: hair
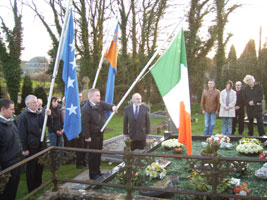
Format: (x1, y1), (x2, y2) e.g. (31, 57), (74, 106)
(25, 95), (37, 105)
(243, 75), (255, 84)
(226, 80), (233, 89)
(0, 98), (14, 110)
(235, 81), (242, 85)
(88, 88), (100, 98)
(132, 93), (141, 100)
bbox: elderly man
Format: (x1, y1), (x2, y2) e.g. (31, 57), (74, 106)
(17, 95), (45, 192)
(242, 75), (266, 136)
(123, 93), (150, 151)
(81, 89), (117, 180)
(232, 81), (245, 135)
(0, 98), (23, 200)
(201, 80), (220, 135)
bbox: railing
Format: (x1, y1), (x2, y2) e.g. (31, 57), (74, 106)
(1, 140), (267, 200)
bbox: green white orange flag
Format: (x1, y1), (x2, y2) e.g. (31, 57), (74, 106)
(151, 28), (192, 155)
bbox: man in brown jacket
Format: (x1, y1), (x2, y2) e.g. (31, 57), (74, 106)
(201, 80), (220, 135)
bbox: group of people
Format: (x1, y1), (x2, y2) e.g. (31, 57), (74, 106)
(201, 75), (266, 137)
(0, 89), (151, 199)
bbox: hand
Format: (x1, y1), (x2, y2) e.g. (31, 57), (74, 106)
(85, 137), (91, 142)
(56, 130), (63, 135)
(235, 106), (240, 110)
(202, 110), (205, 114)
(112, 106), (118, 113)
(249, 101), (254, 106)
(224, 106), (229, 111)
(22, 150), (29, 156)
(46, 109), (51, 115)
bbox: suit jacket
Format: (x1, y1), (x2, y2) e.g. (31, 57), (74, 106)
(123, 104), (150, 141)
(81, 101), (113, 139)
(235, 89), (245, 115)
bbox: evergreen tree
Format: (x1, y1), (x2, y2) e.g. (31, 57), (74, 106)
(33, 86), (47, 106)
(18, 75), (33, 112)
(0, 0), (22, 105)
(238, 39), (258, 79)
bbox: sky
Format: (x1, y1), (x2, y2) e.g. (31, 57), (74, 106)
(0, 0), (267, 61)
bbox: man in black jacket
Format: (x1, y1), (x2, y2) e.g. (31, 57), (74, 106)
(17, 95), (45, 192)
(123, 93), (150, 151)
(232, 81), (245, 135)
(242, 75), (266, 136)
(81, 89), (117, 180)
(0, 98), (23, 200)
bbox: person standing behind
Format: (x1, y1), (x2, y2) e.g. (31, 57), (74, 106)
(242, 75), (266, 136)
(46, 96), (63, 147)
(81, 89), (117, 180)
(232, 81), (245, 135)
(0, 98), (23, 200)
(201, 80), (220, 135)
(17, 95), (45, 192)
(123, 93), (150, 151)
(37, 98), (43, 111)
(219, 81), (236, 136)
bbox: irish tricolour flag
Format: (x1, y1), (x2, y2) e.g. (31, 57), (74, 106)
(151, 28), (192, 155)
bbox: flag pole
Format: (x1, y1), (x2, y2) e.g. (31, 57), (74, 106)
(40, 0), (72, 142)
(92, 11), (119, 88)
(100, 18), (184, 132)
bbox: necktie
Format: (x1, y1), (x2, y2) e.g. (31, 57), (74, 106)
(134, 105), (139, 119)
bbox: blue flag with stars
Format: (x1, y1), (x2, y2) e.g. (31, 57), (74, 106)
(62, 9), (81, 141)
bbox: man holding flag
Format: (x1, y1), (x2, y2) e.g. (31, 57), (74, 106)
(82, 89), (117, 180)
(151, 29), (192, 155)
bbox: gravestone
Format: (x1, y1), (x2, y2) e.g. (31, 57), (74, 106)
(81, 76), (90, 101)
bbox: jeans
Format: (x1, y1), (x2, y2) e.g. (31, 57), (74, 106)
(221, 117), (232, 136)
(204, 113), (216, 135)
(48, 132), (63, 147)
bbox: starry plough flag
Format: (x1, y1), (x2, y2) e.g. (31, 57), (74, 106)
(62, 9), (81, 140)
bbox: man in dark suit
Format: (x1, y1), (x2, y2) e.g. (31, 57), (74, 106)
(123, 93), (150, 151)
(81, 89), (117, 180)
(232, 81), (245, 135)
(0, 98), (23, 200)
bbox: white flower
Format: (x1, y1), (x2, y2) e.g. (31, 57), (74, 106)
(230, 178), (241, 186)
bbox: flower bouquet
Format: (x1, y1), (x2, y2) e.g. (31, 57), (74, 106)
(258, 151), (267, 159)
(202, 134), (232, 150)
(161, 139), (184, 150)
(173, 145), (186, 154)
(232, 181), (250, 198)
(145, 161), (167, 180)
(236, 138), (263, 155)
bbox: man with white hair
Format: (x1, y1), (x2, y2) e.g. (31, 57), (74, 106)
(242, 75), (265, 136)
(123, 93), (150, 151)
(17, 95), (45, 192)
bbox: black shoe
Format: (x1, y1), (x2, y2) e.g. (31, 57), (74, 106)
(98, 171), (103, 176)
(91, 175), (101, 180)
(76, 165), (85, 169)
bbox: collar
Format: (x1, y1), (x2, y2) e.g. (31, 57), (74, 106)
(0, 114), (10, 121)
(89, 100), (96, 106)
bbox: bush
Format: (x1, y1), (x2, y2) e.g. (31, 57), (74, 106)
(34, 86), (47, 106)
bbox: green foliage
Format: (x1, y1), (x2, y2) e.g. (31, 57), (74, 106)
(0, 0), (22, 104)
(0, 85), (3, 98)
(34, 86), (48, 106)
(18, 75), (33, 111)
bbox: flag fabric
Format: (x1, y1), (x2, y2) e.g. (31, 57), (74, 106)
(151, 29), (192, 155)
(104, 23), (119, 118)
(62, 9), (81, 141)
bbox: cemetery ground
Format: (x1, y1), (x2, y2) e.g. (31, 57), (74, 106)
(15, 111), (267, 199)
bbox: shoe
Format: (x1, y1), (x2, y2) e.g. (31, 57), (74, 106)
(76, 165), (85, 169)
(91, 175), (101, 180)
(98, 171), (103, 176)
